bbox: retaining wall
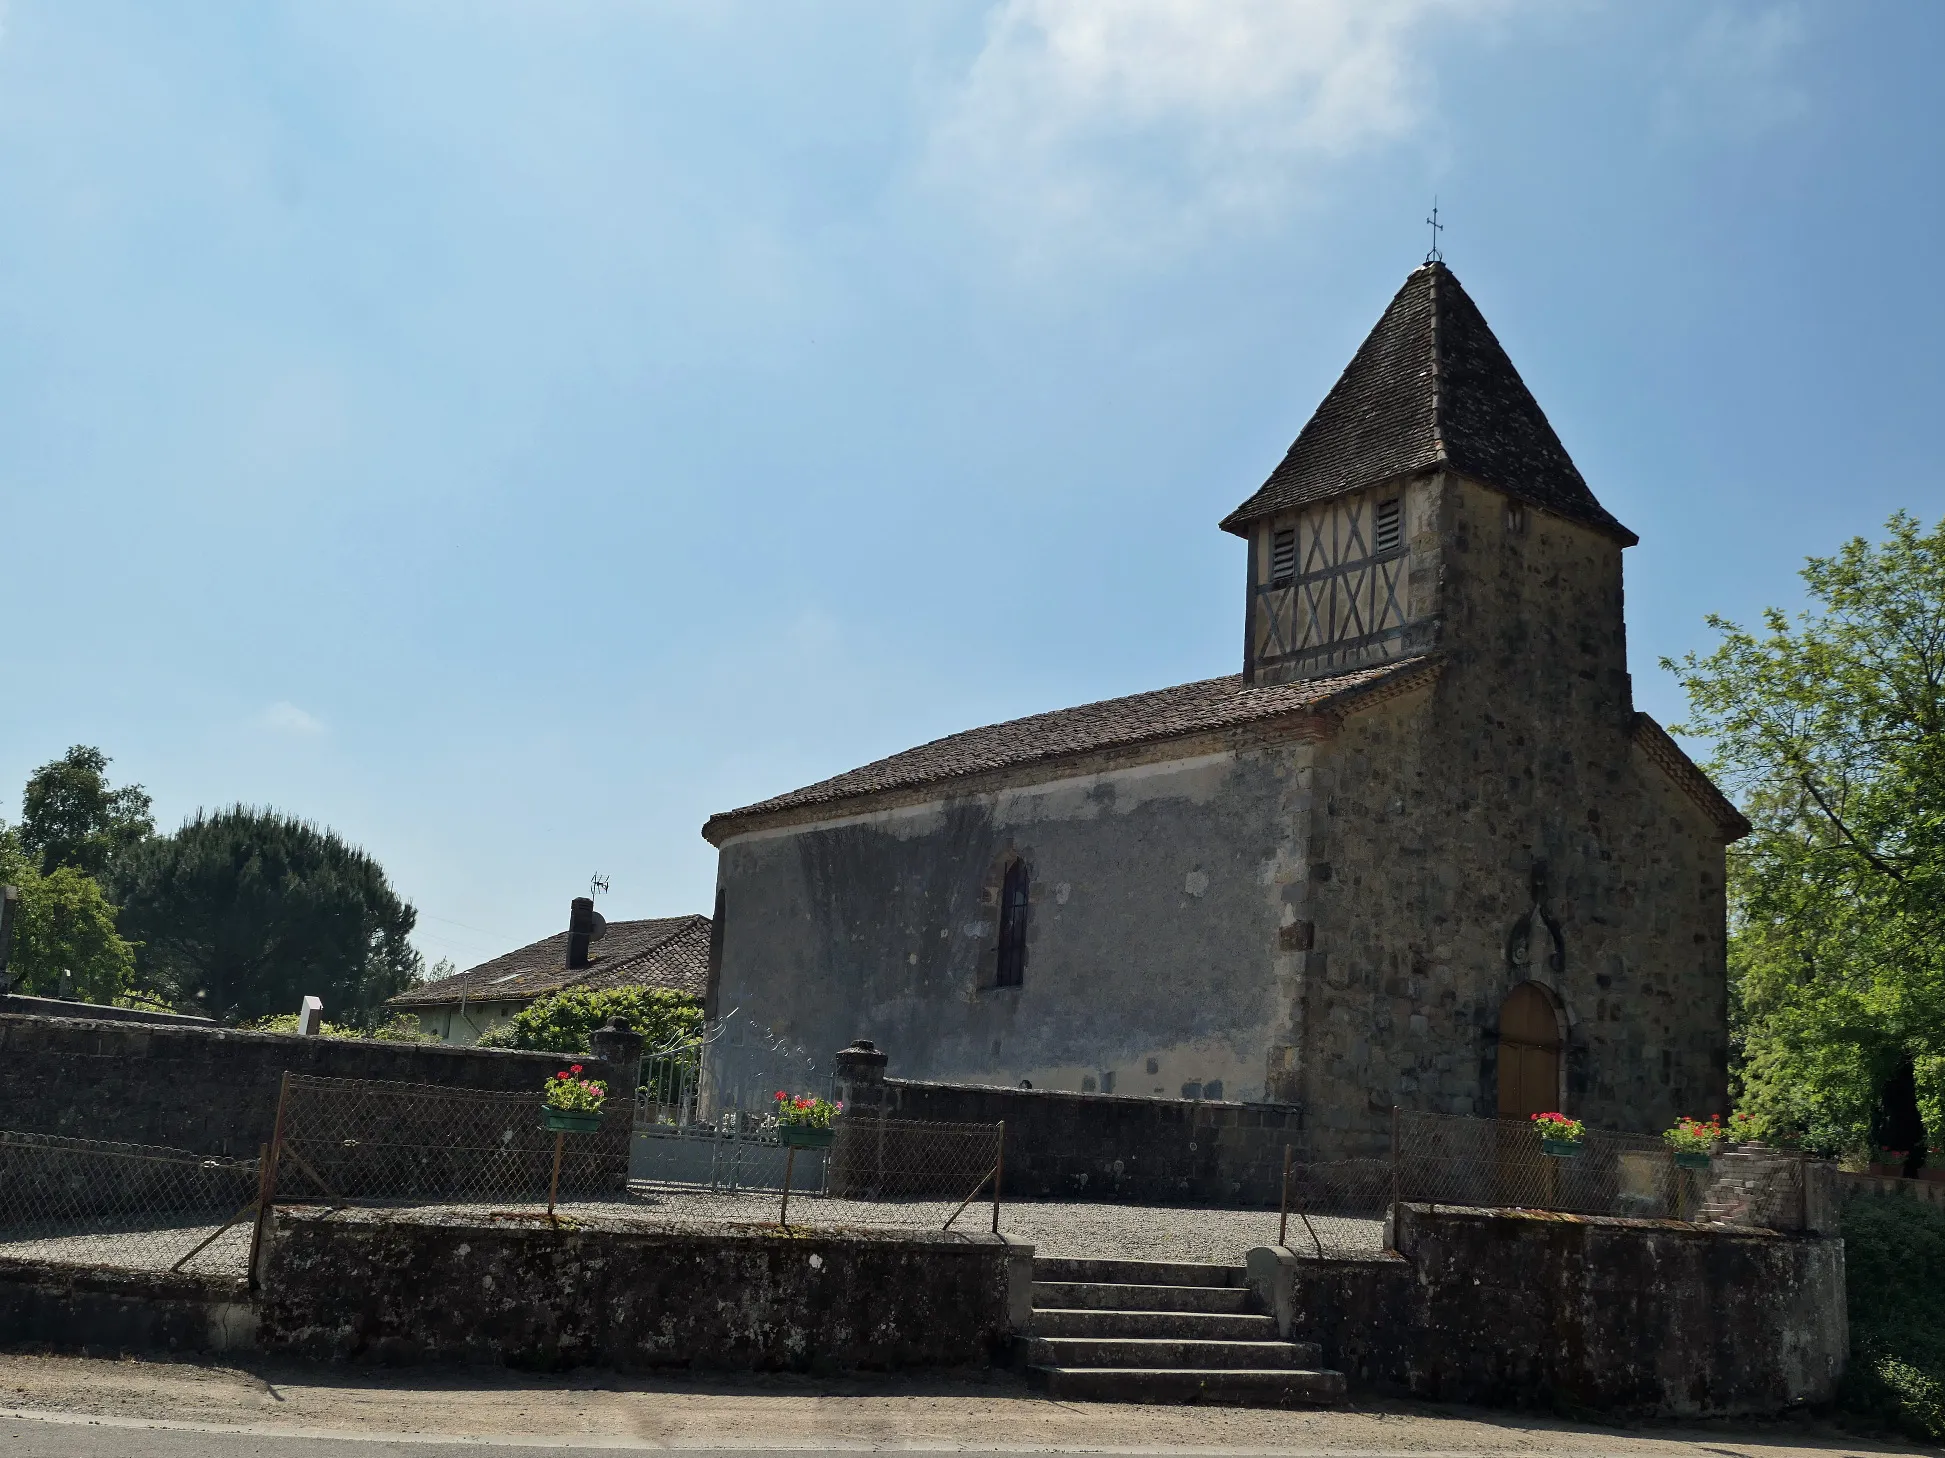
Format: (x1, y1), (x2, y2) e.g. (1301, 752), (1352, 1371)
(0, 1012), (627, 1160)
(834, 1042), (1302, 1204)
(258, 1207), (1029, 1372)
(0, 1258), (257, 1356)
(1249, 1203), (1847, 1416)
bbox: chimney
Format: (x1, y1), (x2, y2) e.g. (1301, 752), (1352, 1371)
(566, 896), (595, 969)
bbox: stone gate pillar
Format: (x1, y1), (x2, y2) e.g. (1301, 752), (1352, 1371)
(833, 1039), (889, 1115)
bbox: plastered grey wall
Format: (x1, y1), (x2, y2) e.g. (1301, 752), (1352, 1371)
(715, 746), (1318, 1102)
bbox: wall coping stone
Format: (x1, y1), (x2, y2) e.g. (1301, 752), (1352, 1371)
(0, 995), (215, 1027)
(0, 1011), (572, 1065)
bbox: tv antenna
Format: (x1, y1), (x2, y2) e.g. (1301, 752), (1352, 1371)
(589, 874), (610, 898)
(1425, 197), (1444, 264)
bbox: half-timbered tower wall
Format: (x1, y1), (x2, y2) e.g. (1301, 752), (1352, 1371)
(1244, 476), (1443, 686)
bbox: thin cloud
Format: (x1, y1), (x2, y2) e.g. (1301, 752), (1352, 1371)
(1657, 3), (1809, 141)
(926, 0), (1506, 263)
(259, 701), (327, 736)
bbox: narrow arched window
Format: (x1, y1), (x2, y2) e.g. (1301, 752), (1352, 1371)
(996, 859), (1029, 988)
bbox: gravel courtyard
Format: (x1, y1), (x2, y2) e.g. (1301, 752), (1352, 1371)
(0, 1187), (1383, 1277)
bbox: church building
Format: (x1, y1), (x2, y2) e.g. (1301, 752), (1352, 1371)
(700, 261), (1748, 1151)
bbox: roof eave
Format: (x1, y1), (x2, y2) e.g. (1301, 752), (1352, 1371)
(701, 657), (1444, 847)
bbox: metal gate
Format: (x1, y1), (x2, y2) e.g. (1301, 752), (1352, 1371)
(630, 1009), (830, 1193)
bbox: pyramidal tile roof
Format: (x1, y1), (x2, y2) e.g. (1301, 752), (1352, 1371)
(1221, 262), (1636, 546)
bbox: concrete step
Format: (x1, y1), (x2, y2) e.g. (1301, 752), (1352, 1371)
(1032, 1308), (1279, 1340)
(1025, 1337), (1322, 1370)
(1035, 1256), (1242, 1288)
(1033, 1280), (1254, 1314)
(1028, 1365), (1347, 1407)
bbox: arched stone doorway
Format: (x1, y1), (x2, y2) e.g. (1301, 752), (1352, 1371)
(1496, 981), (1564, 1120)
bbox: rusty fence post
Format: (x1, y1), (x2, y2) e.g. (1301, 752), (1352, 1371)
(1278, 1143), (1292, 1248)
(992, 1120), (1005, 1234)
(247, 1070), (293, 1291)
(780, 1143), (797, 1228)
(1388, 1105), (1400, 1251)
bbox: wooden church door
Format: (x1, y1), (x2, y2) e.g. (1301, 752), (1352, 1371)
(1495, 982), (1564, 1206)
(1496, 981), (1563, 1118)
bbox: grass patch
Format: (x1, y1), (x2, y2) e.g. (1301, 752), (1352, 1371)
(1840, 1190), (1945, 1441)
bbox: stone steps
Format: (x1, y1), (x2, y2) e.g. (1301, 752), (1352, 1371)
(1030, 1308), (1279, 1340)
(1029, 1366), (1347, 1407)
(1033, 1279), (1255, 1313)
(1024, 1256), (1343, 1408)
(1035, 1256), (1241, 1287)
(1027, 1336), (1323, 1369)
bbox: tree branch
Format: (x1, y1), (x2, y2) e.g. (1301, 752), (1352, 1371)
(1798, 772), (1906, 883)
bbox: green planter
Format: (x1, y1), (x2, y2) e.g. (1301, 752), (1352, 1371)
(1540, 1137), (1584, 1159)
(1673, 1150), (1713, 1170)
(779, 1124), (835, 1150)
(541, 1107), (604, 1134)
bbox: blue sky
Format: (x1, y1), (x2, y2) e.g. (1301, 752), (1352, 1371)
(1, 2), (1939, 974)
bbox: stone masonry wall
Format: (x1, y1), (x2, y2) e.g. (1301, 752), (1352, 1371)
(835, 1045), (1304, 1204)
(1307, 1204), (1845, 1414)
(259, 1206), (1019, 1372)
(0, 1012), (630, 1160)
(1288, 474), (1731, 1151)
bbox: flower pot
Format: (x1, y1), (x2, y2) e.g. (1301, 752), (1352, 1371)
(779, 1124), (835, 1150)
(541, 1107), (604, 1134)
(1540, 1138), (1583, 1159)
(1673, 1150), (1712, 1170)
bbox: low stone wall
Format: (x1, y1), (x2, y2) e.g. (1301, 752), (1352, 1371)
(1249, 1203), (1846, 1416)
(0, 1012), (627, 1160)
(0, 1258), (256, 1356)
(834, 1042), (1302, 1204)
(1841, 1171), (1945, 1211)
(259, 1207), (1028, 1372)
(0, 993), (215, 1027)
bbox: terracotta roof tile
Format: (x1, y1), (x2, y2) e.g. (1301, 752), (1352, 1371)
(703, 656), (1438, 842)
(389, 914), (711, 1008)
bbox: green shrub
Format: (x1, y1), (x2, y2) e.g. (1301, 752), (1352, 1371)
(242, 1010), (434, 1043)
(475, 985), (701, 1057)
(1840, 1191), (1945, 1441)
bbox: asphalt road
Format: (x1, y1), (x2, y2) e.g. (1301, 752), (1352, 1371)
(0, 1413), (1921, 1458)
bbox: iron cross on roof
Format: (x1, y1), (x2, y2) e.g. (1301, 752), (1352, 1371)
(1425, 199), (1444, 263)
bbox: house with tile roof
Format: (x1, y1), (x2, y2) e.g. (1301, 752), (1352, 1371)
(700, 261), (1746, 1153)
(389, 899), (710, 1046)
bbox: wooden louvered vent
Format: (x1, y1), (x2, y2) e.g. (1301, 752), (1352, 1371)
(1374, 497), (1403, 553)
(1269, 528), (1297, 584)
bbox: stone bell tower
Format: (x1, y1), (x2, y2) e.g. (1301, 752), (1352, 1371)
(1221, 261), (1638, 693)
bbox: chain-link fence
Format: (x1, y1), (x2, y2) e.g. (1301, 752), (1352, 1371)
(630, 1114), (1005, 1232)
(1254, 1115), (1822, 1260)
(1393, 1109), (1730, 1224)
(1277, 1157), (1393, 1259)
(270, 1073), (630, 1211)
(0, 1130), (260, 1276)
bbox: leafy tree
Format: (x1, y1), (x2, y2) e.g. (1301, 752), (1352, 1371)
(476, 985), (701, 1057)
(110, 806), (422, 1025)
(20, 746), (154, 878)
(0, 827), (136, 1002)
(1666, 511), (1945, 1161)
